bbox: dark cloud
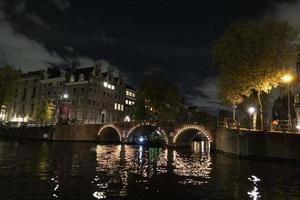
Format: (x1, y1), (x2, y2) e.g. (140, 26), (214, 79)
(48, 0), (70, 11)
(144, 67), (163, 75)
(186, 77), (228, 112)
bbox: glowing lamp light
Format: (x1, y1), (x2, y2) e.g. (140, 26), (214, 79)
(296, 124), (300, 130)
(281, 74), (293, 83)
(63, 94), (68, 99)
(124, 115), (131, 122)
(248, 107), (256, 115)
(139, 137), (144, 143)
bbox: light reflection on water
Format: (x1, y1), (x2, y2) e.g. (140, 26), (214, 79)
(92, 144), (212, 199)
(0, 141), (300, 199)
(247, 175), (261, 200)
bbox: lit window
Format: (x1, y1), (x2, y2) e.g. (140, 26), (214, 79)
(118, 104), (121, 110)
(103, 82), (108, 87)
(108, 84), (111, 89)
(79, 74), (84, 81)
(70, 75), (75, 82)
(121, 105), (124, 111)
(114, 103), (118, 110)
(126, 100), (128, 104)
(112, 85), (115, 90)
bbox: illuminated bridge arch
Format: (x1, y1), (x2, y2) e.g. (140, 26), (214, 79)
(126, 122), (169, 145)
(98, 124), (122, 142)
(173, 125), (212, 145)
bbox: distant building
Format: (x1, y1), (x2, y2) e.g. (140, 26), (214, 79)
(6, 62), (136, 124)
(124, 85), (136, 120)
(7, 70), (44, 122)
(293, 61), (300, 129)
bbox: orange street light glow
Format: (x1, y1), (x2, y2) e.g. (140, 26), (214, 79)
(281, 74), (293, 83)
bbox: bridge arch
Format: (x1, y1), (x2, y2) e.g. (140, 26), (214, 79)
(173, 125), (212, 145)
(98, 124), (122, 143)
(126, 122), (169, 145)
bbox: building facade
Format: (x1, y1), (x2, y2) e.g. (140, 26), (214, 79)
(6, 62), (136, 125)
(7, 70), (44, 123)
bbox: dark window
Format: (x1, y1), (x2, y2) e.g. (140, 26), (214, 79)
(73, 88), (76, 94)
(48, 90), (51, 95)
(21, 104), (25, 114)
(88, 99), (91, 105)
(81, 87), (84, 92)
(93, 100), (96, 106)
(24, 80), (28, 85)
(22, 88), (27, 100)
(30, 104), (34, 117)
(31, 87), (36, 99)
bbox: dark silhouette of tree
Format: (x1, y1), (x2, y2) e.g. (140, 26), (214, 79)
(134, 80), (180, 121)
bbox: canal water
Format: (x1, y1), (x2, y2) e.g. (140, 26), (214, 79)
(0, 140), (299, 200)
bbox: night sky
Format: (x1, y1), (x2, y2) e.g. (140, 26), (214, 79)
(0, 0), (299, 112)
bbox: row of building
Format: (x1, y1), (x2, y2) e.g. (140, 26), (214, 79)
(1, 62), (136, 124)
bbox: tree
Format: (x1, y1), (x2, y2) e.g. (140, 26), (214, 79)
(0, 65), (20, 109)
(135, 80), (180, 121)
(37, 98), (55, 125)
(134, 97), (147, 120)
(211, 18), (299, 129)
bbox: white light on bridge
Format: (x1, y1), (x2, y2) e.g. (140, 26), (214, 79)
(124, 116), (131, 122)
(139, 137), (145, 143)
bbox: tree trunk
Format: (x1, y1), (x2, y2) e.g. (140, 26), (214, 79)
(256, 92), (263, 130)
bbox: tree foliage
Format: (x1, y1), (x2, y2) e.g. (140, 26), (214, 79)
(211, 18), (299, 129)
(0, 65), (20, 108)
(37, 98), (55, 125)
(135, 80), (180, 121)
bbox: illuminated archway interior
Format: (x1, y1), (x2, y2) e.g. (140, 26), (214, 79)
(126, 125), (167, 145)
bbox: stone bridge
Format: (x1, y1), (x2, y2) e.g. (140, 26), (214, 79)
(96, 121), (216, 147)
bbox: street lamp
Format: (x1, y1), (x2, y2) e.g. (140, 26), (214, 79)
(248, 106), (256, 130)
(63, 93), (69, 99)
(281, 74), (294, 131)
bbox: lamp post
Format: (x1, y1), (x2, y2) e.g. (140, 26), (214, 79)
(248, 106), (256, 131)
(281, 74), (293, 131)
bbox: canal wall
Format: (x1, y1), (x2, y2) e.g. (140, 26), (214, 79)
(0, 126), (55, 140)
(215, 128), (300, 160)
(0, 124), (100, 142)
(52, 124), (100, 141)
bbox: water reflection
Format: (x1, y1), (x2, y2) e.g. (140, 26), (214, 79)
(93, 143), (212, 198)
(50, 176), (60, 198)
(247, 175), (261, 200)
(0, 141), (299, 199)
